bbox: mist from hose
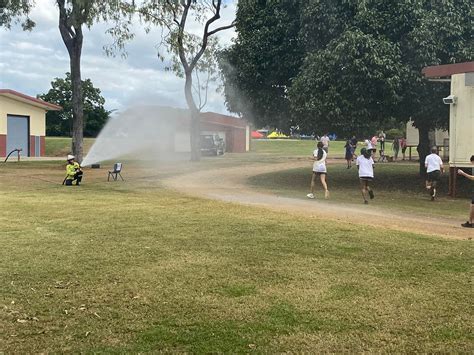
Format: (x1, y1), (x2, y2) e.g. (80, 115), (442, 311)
(81, 106), (191, 167)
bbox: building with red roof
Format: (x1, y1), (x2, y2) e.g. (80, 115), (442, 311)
(0, 89), (61, 157)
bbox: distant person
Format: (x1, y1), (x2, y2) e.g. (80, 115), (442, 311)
(65, 155), (83, 186)
(321, 133), (330, 154)
(379, 130), (386, 151)
(425, 147), (444, 201)
(370, 135), (378, 157)
(457, 155), (474, 228)
(364, 138), (376, 157)
(350, 135), (358, 158)
(344, 139), (353, 169)
(400, 137), (407, 160)
(307, 141), (329, 199)
(356, 148), (375, 204)
(392, 137), (400, 160)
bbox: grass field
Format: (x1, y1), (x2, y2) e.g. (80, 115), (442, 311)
(1, 154), (473, 352)
(45, 137), (95, 157)
(251, 139), (419, 159)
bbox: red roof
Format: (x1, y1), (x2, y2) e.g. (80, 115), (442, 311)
(422, 61), (474, 78)
(0, 89), (62, 110)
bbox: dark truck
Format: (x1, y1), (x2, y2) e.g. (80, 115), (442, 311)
(200, 134), (225, 156)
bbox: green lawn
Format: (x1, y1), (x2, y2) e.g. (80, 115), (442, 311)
(251, 139), (418, 159)
(0, 161), (472, 353)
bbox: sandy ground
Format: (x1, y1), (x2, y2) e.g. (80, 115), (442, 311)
(163, 160), (473, 240)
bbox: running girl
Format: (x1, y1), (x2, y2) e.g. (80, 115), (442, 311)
(356, 148), (375, 204)
(307, 142), (329, 199)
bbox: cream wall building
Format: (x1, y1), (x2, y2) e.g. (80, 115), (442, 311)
(422, 61), (474, 196)
(0, 89), (61, 157)
(448, 73), (474, 168)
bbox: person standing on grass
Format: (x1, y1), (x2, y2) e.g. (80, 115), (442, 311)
(392, 137), (400, 160)
(350, 135), (358, 158)
(356, 148), (375, 204)
(400, 137), (407, 160)
(379, 130), (386, 151)
(307, 141), (329, 199)
(65, 155), (83, 186)
(457, 155), (474, 228)
(425, 146), (444, 201)
(344, 139), (353, 169)
(321, 133), (330, 154)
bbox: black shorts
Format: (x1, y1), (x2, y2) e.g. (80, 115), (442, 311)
(313, 171), (327, 176)
(359, 177), (373, 181)
(427, 170), (441, 182)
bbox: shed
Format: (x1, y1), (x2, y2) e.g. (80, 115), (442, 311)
(422, 61), (474, 195)
(0, 89), (61, 157)
(87, 105), (250, 162)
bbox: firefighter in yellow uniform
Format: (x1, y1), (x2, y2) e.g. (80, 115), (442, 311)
(65, 154), (83, 186)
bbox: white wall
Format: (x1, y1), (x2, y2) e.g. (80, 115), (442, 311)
(449, 73), (474, 167)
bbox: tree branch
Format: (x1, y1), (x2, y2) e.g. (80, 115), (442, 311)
(177, 0), (192, 72)
(207, 21), (236, 37)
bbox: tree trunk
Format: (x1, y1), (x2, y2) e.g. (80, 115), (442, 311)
(184, 71), (201, 161)
(58, 0), (84, 163)
(417, 125), (430, 177)
(69, 45), (84, 162)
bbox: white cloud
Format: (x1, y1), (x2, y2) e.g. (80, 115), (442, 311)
(0, 0), (237, 115)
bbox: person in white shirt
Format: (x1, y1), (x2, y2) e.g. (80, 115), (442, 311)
(356, 148), (375, 204)
(424, 147), (444, 201)
(321, 134), (330, 153)
(307, 141), (329, 199)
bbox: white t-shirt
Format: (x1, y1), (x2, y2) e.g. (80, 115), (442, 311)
(364, 139), (374, 150)
(321, 136), (330, 148)
(313, 149), (327, 173)
(356, 155), (374, 178)
(425, 154), (443, 173)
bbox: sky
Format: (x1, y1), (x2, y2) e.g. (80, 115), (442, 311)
(0, 0), (237, 114)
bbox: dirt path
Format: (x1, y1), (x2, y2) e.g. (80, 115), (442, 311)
(163, 161), (472, 240)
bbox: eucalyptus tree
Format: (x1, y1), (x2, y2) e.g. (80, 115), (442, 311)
(1, 0), (135, 162)
(139, 0), (235, 161)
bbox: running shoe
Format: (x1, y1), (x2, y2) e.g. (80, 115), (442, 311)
(429, 187), (435, 197)
(364, 200), (368, 204)
(325, 190), (330, 199)
(461, 221), (473, 228)
(306, 193), (315, 199)
(368, 190), (374, 199)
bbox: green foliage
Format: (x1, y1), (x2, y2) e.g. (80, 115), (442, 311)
(0, 0), (35, 30)
(290, 29), (403, 134)
(218, 0), (302, 128)
(385, 128), (404, 140)
(220, 0), (472, 138)
(39, 73), (110, 137)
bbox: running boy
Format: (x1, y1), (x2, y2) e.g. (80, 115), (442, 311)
(425, 147), (444, 201)
(356, 148), (375, 204)
(307, 141), (329, 199)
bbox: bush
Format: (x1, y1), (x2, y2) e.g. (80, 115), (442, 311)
(386, 128), (404, 139)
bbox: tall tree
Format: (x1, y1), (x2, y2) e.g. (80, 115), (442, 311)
(56, 0), (135, 162)
(1, 0), (135, 162)
(218, 0), (302, 130)
(139, 0), (235, 161)
(222, 0), (471, 175)
(39, 73), (110, 137)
